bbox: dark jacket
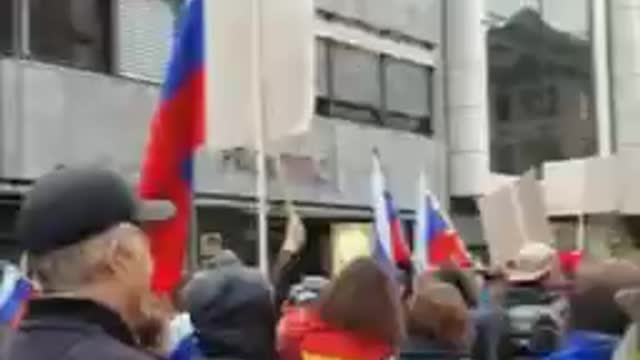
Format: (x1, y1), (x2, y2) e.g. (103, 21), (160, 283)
(185, 258), (276, 360)
(1, 298), (155, 360)
(400, 336), (469, 360)
(472, 306), (514, 360)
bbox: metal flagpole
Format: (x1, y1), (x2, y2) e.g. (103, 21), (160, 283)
(576, 213), (586, 252)
(252, 0), (269, 275)
(189, 191), (199, 270)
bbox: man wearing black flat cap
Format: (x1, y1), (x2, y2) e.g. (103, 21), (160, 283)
(2, 167), (174, 360)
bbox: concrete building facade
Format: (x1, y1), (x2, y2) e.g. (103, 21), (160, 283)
(0, 0), (455, 266)
(1, 0), (633, 264)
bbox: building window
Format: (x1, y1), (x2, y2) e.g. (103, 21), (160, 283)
(0, 0), (14, 55)
(316, 38), (329, 99)
(487, 0), (595, 174)
(29, 0), (112, 72)
(330, 42), (382, 124)
(384, 57), (432, 134)
(115, 0), (173, 81)
(496, 93), (511, 123)
(495, 143), (516, 174)
(316, 38), (433, 136)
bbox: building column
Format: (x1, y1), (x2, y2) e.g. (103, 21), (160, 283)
(609, 0), (640, 152)
(592, 0), (613, 156)
(444, 0), (490, 197)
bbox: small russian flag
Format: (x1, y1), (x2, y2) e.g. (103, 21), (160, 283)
(414, 172), (471, 271)
(371, 152), (411, 271)
(0, 264), (33, 328)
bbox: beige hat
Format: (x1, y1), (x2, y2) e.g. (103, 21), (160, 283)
(506, 242), (557, 283)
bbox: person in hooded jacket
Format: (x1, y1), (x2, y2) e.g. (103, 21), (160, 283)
(543, 261), (640, 360)
(183, 250), (276, 360)
(295, 258), (405, 360)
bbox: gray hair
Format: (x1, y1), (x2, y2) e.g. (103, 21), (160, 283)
(30, 225), (127, 293)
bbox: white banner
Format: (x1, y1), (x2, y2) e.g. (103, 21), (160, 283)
(204, 0), (315, 149)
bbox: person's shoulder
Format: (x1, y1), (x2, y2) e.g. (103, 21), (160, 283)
(63, 335), (157, 360)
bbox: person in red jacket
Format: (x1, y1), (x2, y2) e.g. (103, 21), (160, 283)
(293, 258), (405, 360)
(278, 301), (325, 360)
(277, 277), (328, 360)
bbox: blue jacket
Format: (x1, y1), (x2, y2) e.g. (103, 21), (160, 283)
(542, 331), (620, 360)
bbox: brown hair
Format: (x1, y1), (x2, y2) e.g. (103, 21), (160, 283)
(318, 258), (405, 345)
(570, 260), (640, 335)
(434, 262), (478, 308)
(407, 278), (471, 348)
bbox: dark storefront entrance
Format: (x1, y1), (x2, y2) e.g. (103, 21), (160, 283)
(0, 193), (21, 262)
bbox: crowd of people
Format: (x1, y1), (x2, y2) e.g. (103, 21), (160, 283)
(1, 167), (640, 360)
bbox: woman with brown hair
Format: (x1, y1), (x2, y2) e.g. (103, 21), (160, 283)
(401, 279), (472, 359)
(296, 257), (405, 360)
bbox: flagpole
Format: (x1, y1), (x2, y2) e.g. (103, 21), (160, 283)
(414, 172), (428, 274)
(253, 0), (269, 275)
(256, 126), (269, 276)
(576, 213), (586, 252)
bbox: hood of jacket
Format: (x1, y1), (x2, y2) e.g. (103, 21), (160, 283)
(185, 264), (275, 360)
(544, 331), (620, 360)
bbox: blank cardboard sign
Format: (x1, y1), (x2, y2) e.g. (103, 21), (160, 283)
(479, 170), (553, 265)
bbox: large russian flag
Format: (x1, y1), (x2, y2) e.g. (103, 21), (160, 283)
(371, 152), (411, 270)
(139, 0), (204, 293)
(414, 172), (471, 270)
(139, 0), (314, 292)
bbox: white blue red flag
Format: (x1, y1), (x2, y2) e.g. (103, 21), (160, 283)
(139, 0), (205, 294)
(371, 152), (411, 270)
(413, 172), (430, 273)
(0, 263), (32, 328)
(414, 172), (471, 270)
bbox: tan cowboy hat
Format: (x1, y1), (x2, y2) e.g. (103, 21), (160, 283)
(506, 242), (557, 283)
